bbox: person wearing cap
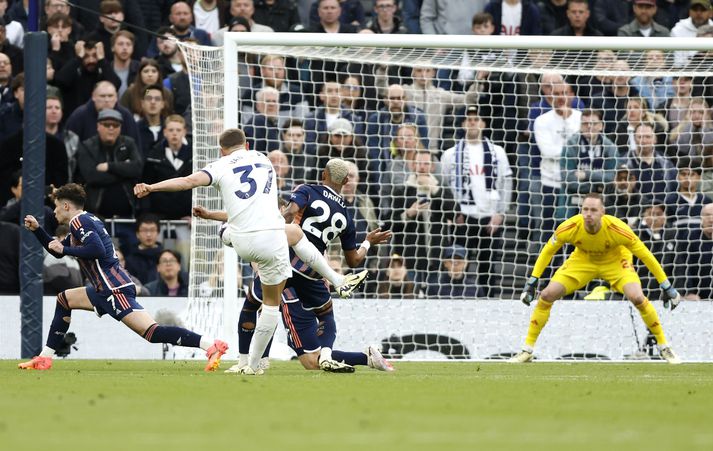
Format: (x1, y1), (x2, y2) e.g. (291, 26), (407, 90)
(560, 109), (619, 219)
(618, 0), (670, 37)
(605, 163), (643, 224)
(672, 202), (713, 301)
(377, 253), (415, 299)
(76, 108), (143, 229)
(317, 116), (375, 194)
(510, 192), (683, 364)
(441, 105), (512, 297)
(304, 80), (364, 150)
(592, 0), (676, 36)
(663, 156), (712, 228)
(671, 0), (713, 67)
(634, 199), (676, 293)
(426, 244), (479, 298)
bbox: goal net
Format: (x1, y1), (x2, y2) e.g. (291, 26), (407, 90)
(178, 34), (713, 361)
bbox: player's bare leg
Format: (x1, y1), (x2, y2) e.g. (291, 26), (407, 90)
(240, 281), (286, 375)
(622, 283), (681, 364)
(285, 223), (367, 298)
(122, 310), (228, 371)
(19, 287), (94, 370)
(509, 282), (566, 363)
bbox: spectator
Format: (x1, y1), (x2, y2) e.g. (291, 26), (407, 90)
(73, 0), (148, 58)
(53, 40), (121, 116)
(630, 50), (674, 113)
(229, 0), (275, 32)
(135, 0), (172, 41)
(339, 74), (368, 131)
(402, 0), (423, 33)
(0, 1), (23, 47)
(633, 200), (676, 293)
(241, 54), (307, 121)
(85, 0), (127, 60)
(614, 96), (668, 158)
(141, 115), (193, 220)
(593, 0), (674, 36)
(253, 0), (301, 32)
(125, 214), (163, 284)
(420, 0), (486, 35)
(537, 0), (568, 35)
(441, 106), (512, 296)
(0, 17), (22, 74)
(560, 109), (619, 218)
(366, 0), (406, 34)
(0, 220), (19, 293)
(485, 0), (542, 36)
(626, 122), (677, 202)
(155, 28), (182, 77)
(0, 71), (22, 142)
(43, 224), (83, 295)
(147, 0), (211, 56)
(193, 0), (226, 36)
(592, 59), (640, 135)
(143, 249), (189, 297)
(0, 51), (11, 106)
(426, 245), (479, 298)
(618, 0), (670, 37)
(5, 0), (27, 31)
(164, 49), (191, 115)
(671, 0), (713, 67)
(136, 84), (171, 157)
(670, 98), (713, 158)
(606, 164), (643, 224)
(304, 80), (360, 150)
(279, 119), (317, 185)
(0, 170), (58, 230)
(534, 81), (582, 231)
(115, 248), (148, 296)
(45, 94), (80, 183)
(109, 30), (140, 97)
(664, 156), (712, 228)
(65, 80), (140, 148)
(120, 59), (173, 120)
(42, 0), (86, 40)
(673, 202), (713, 300)
(243, 86), (282, 153)
(702, 145), (713, 198)
(664, 75), (694, 132)
(309, 0), (365, 30)
(689, 25), (713, 107)
(310, 0), (359, 32)
(341, 161), (379, 245)
(391, 149), (455, 284)
(377, 253), (415, 299)
(381, 124), (430, 203)
(46, 13), (75, 74)
(267, 149), (293, 201)
(366, 84), (429, 171)
(316, 118), (373, 194)
(551, 0), (602, 36)
(75, 109), (143, 224)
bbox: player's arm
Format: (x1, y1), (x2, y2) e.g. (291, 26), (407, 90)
(282, 201), (301, 224)
(520, 222), (570, 305)
(134, 171), (211, 198)
(24, 215), (64, 258)
(192, 205), (228, 222)
(343, 227), (393, 268)
(57, 220), (105, 259)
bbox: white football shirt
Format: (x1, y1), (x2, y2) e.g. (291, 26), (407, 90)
(201, 149), (285, 233)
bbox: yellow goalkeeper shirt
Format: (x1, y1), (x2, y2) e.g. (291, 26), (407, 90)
(532, 214), (668, 283)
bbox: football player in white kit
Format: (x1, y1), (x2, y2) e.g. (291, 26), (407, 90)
(134, 128), (367, 374)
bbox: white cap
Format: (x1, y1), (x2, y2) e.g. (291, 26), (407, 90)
(328, 118), (353, 135)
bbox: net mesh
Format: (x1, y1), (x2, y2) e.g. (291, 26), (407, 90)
(178, 38), (713, 357)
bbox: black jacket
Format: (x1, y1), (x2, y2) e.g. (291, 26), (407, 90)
(125, 244), (163, 284)
(253, 0), (302, 32)
(53, 57), (122, 115)
(144, 271), (189, 297)
(141, 139), (193, 219)
(76, 135), (143, 217)
(0, 221), (19, 293)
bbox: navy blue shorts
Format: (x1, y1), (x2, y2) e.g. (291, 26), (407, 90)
(86, 285), (141, 321)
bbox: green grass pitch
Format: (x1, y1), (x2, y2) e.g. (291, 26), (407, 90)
(1, 360), (712, 451)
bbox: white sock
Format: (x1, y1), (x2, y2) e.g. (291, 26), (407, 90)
(248, 304), (279, 370)
(199, 336), (213, 351)
(39, 346), (56, 358)
(319, 347), (332, 363)
(238, 354), (249, 367)
(292, 236), (345, 286)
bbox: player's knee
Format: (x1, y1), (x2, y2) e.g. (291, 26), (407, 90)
(240, 321), (255, 332)
(539, 289), (559, 303)
(628, 293), (647, 305)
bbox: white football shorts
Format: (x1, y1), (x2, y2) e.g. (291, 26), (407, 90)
(227, 228), (292, 285)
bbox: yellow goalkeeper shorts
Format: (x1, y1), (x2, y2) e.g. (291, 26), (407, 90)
(551, 253), (641, 294)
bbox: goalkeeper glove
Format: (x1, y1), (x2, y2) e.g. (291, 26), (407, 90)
(520, 276), (539, 306)
(660, 280), (682, 311)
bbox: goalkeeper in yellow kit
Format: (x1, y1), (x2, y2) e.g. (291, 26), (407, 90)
(510, 193), (682, 364)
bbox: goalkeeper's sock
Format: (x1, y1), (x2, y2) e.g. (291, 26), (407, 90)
(45, 291), (72, 354)
(292, 236), (345, 287)
(332, 350), (368, 366)
(636, 299), (668, 346)
(248, 304), (279, 370)
(316, 309), (337, 350)
(238, 297), (260, 355)
(525, 298), (553, 348)
(143, 325), (202, 348)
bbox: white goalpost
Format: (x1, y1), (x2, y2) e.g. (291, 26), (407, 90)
(177, 33), (713, 361)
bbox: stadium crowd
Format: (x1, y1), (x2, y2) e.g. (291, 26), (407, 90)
(0, 0), (712, 300)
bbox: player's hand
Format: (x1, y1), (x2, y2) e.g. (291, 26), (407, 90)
(48, 239), (64, 254)
(192, 205), (210, 219)
(133, 183), (152, 198)
(660, 280), (682, 311)
(24, 215), (40, 231)
(366, 227), (392, 246)
(520, 276), (539, 306)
